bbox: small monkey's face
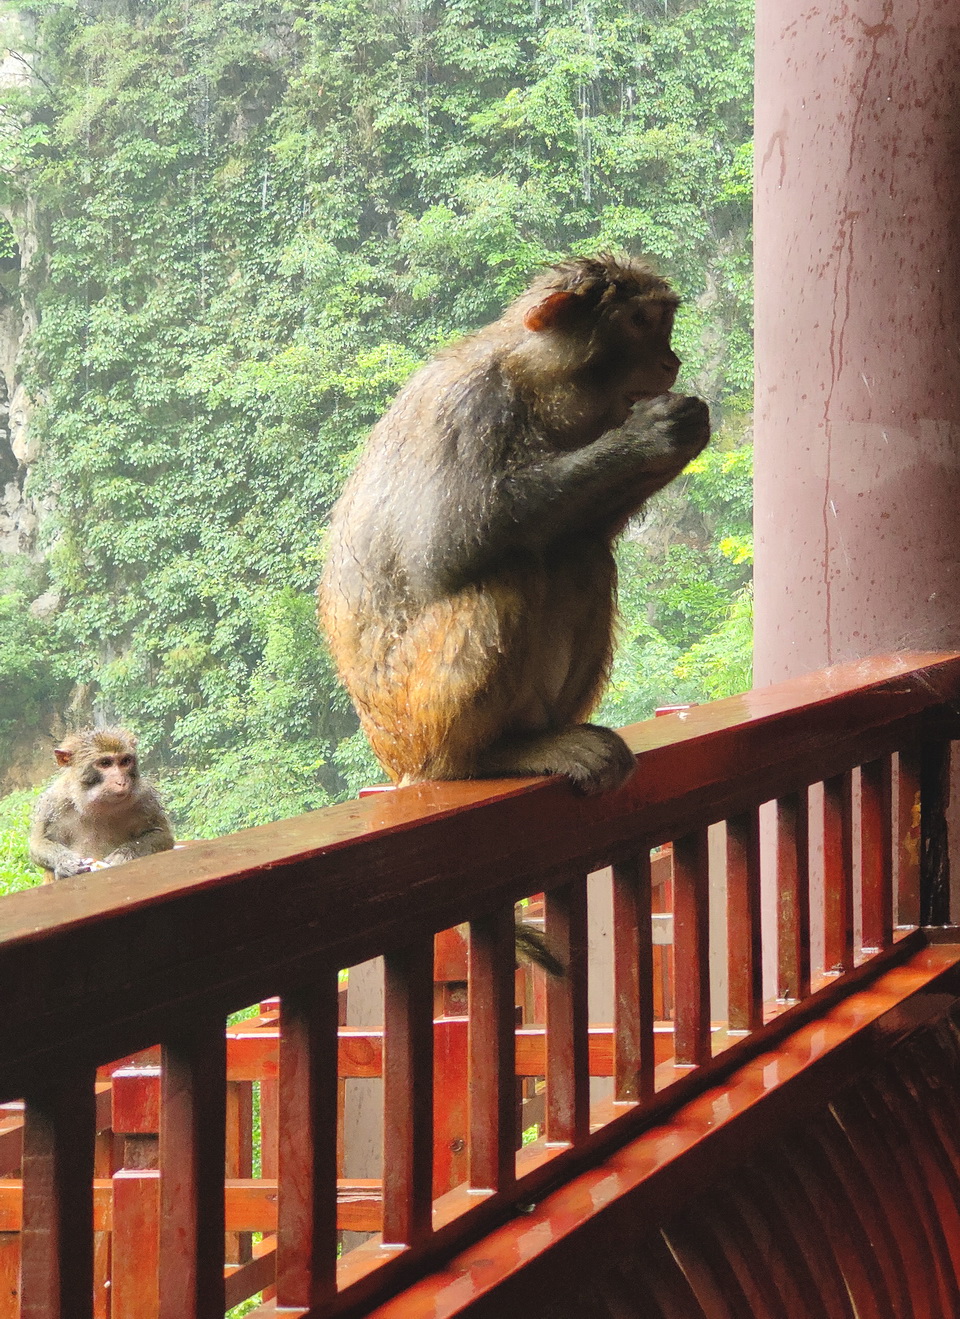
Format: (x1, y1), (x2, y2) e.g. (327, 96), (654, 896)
(79, 752), (139, 809)
(55, 734), (141, 812)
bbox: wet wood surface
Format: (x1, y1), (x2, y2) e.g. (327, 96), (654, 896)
(365, 943), (960, 1319)
(2, 653), (959, 1100)
(2, 653), (960, 1318)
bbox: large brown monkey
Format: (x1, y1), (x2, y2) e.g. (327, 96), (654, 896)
(320, 254), (710, 795)
(29, 728), (175, 879)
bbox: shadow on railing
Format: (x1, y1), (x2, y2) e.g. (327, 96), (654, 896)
(0, 652), (958, 1318)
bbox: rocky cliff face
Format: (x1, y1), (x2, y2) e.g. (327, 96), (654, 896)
(0, 19), (44, 566)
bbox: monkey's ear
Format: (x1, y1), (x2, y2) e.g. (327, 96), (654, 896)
(54, 747), (73, 767)
(523, 290), (583, 332)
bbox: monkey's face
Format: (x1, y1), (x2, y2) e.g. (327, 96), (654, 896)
(520, 285), (682, 440)
(593, 298), (681, 428)
(80, 752), (139, 809)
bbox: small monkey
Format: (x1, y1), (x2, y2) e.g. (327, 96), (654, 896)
(321, 253), (710, 795)
(29, 728), (175, 880)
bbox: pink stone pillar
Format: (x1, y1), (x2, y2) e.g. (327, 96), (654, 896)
(754, 3), (960, 684)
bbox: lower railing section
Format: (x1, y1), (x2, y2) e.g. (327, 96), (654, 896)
(367, 940), (960, 1319)
(0, 653), (958, 1317)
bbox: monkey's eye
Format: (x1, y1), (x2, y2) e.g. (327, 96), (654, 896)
(118, 756), (134, 768)
(96, 757), (114, 768)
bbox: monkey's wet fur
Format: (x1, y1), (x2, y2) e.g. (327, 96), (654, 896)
(321, 253), (710, 801)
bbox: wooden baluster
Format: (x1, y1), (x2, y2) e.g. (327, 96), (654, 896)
(20, 1068), (96, 1319)
(920, 739), (952, 926)
(612, 853), (655, 1102)
(382, 939), (434, 1247)
(0, 1232), (18, 1319)
(545, 877), (590, 1145)
(159, 1025), (227, 1319)
(860, 758), (894, 951)
(673, 831), (711, 1065)
(111, 1170), (160, 1319)
(468, 907), (516, 1192)
(897, 747), (922, 927)
(726, 811), (762, 1032)
(225, 1080), (253, 1267)
(822, 772), (854, 972)
(276, 971), (340, 1309)
(777, 790), (811, 1001)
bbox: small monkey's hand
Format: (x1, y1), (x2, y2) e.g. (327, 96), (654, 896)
(53, 854), (94, 880)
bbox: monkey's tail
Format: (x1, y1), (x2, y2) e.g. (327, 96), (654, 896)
(515, 920), (565, 977)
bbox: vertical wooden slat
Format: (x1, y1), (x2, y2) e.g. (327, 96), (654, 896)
(897, 747), (922, 927)
(276, 970), (340, 1308)
(726, 811), (762, 1032)
(673, 830), (711, 1066)
(612, 852), (655, 1101)
(823, 772), (855, 973)
(224, 1082), (251, 1267)
(920, 739), (952, 926)
(159, 1025), (227, 1319)
(0, 1233), (19, 1319)
(777, 790), (811, 1000)
(545, 877), (590, 1145)
(259, 1077), (278, 1179)
(433, 1017), (468, 1196)
(468, 906), (517, 1191)
(861, 757), (894, 951)
(382, 939), (434, 1247)
(111, 1169), (160, 1319)
(20, 1068), (96, 1319)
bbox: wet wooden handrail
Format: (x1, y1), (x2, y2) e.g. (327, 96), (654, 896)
(1, 650), (959, 1317)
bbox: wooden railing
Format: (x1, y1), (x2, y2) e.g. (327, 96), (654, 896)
(0, 652), (958, 1319)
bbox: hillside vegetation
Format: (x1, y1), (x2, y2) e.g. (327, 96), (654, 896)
(0, 0), (753, 860)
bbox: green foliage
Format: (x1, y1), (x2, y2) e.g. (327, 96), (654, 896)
(596, 431), (753, 726)
(0, 0), (753, 825)
(0, 787), (42, 894)
(0, 557), (70, 767)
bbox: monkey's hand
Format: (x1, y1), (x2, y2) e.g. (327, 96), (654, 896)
(53, 854), (94, 880)
(635, 393), (711, 457)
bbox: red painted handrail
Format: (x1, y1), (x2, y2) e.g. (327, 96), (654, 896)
(0, 651), (957, 1317)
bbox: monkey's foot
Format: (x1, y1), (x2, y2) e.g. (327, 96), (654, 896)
(478, 723), (635, 795)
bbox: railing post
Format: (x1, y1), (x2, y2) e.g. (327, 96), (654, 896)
(612, 853), (656, 1101)
(726, 811), (763, 1032)
(897, 748), (922, 927)
(860, 759), (894, 951)
(920, 740), (952, 926)
(382, 939), (435, 1247)
(112, 1170), (160, 1319)
(468, 907), (516, 1193)
(159, 1023), (227, 1319)
(823, 773), (855, 973)
(777, 790), (811, 1001)
(20, 1068), (97, 1319)
(673, 830), (711, 1066)
(545, 878), (590, 1144)
(277, 971), (340, 1309)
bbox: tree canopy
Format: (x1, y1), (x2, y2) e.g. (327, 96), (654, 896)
(0, 0), (753, 840)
